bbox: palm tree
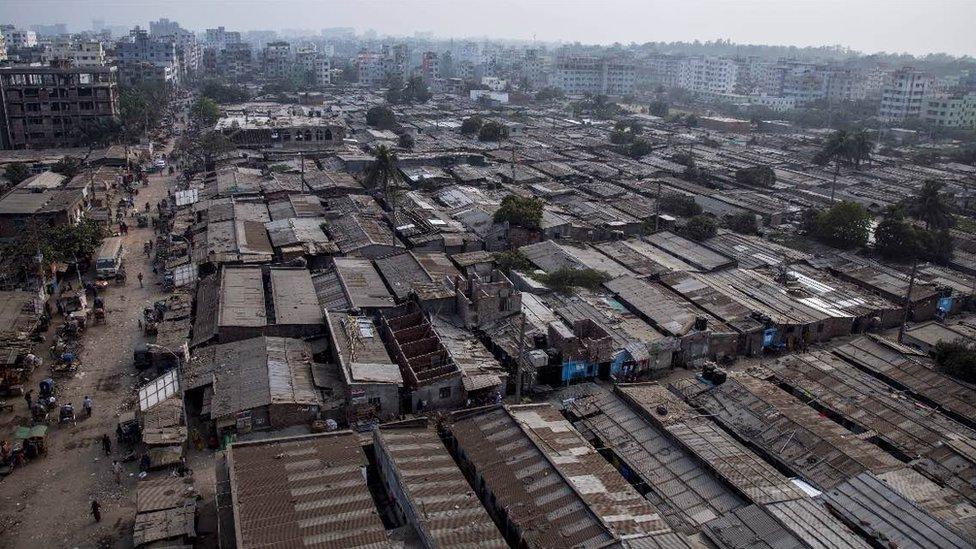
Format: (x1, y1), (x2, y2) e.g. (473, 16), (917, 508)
(906, 180), (955, 230)
(364, 145), (401, 215)
(815, 129), (851, 203)
(847, 128), (874, 170)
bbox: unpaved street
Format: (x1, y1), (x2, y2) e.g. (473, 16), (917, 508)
(0, 169), (173, 548)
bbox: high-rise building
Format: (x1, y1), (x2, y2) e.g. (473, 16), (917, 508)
(0, 65), (119, 150)
(115, 28), (180, 86)
(923, 92), (976, 128)
(43, 40), (106, 67)
(262, 41), (292, 80)
(552, 56), (636, 96)
(879, 68), (930, 122)
(677, 56), (738, 95)
(1, 26), (38, 49)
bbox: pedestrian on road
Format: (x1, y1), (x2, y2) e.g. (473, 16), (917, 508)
(91, 499), (101, 523)
(83, 395), (93, 418)
(101, 433), (111, 456)
(137, 272), (144, 288)
(112, 460), (123, 484)
(24, 389), (33, 410)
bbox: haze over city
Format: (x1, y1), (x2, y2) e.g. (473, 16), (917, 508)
(1, 1), (976, 548)
(1, 0), (975, 56)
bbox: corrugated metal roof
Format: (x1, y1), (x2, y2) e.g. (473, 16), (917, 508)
(269, 268), (322, 326)
(565, 383), (747, 534)
(617, 384), (807, 505)
(136, 477), (195, 513)
(822, 472), (975, 549)
(218, 267), (268, 328)
(228, 432), (391, 549)
(374, 425), (507, 548)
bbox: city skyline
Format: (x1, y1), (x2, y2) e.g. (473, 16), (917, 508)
(1, 0), (974, 58)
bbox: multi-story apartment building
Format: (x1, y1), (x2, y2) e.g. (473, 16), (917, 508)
(778, 62), (828, 104)
(678, 56), (738, 95)
(150, 18), (202, 76)
(262, 41), (292, 80)
(357, 44), (408, 87)
(219, 42), (253, 82)
(296, 45), (331, 86)
(115, 28), (180, 86)
(879, 68), (930, 122)
(0, 35), (8, 62)
(1, 26), (38, 49)
(205, 26), (242, 49)
(552, 56), (636, 96)
(521, 48), (549, 90)
(639, 55), (682, 89)
(0, 65), (119, 149)
(42, 40), (106, 67)
(420, 51), (439, 83)
(923, 92), (976, 128)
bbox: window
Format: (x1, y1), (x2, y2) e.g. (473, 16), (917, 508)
(368, 396), (382, 407)
(439, 387), (451, 399)
(79, 73), (91, 84)
(77, 88), (93, 97)
(25, 103), (40, 112)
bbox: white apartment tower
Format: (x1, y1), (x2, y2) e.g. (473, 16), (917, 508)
(879, 68), (930, 122)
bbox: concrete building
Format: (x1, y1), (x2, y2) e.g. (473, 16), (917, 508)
(0, 26), (38, 49)
(295, 46), (331, 86)
(0, 65), (119, 150)
(879, 68), (930, 122)
(115, 28), (180, 86)
(262, 41), (291, 80)
(552, 56), (636, 96)
(678, 56), (738, 95)
(923, 92), (976, 128)
(218, 42), (253, 81)
(42, 40), (106, 67)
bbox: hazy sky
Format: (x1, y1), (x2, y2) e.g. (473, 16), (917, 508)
(2, 0), (974, 57)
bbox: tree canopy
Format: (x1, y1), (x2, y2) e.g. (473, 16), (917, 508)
(537, 268), (611, 293)
(385, 76), (431, 105)
(460, 115), (484, 136)
(535, 87), (565, 101)
(659, 193), (703, 217)
(493, 194), (543, 230)
(190, 96), (221, 127)
(679, 215), (718, 241)
(807, 201), (872, 249)
(903, 180), (955, 230)
(735, 165), (776, 188)
(723, 212), (759, 235)
(200, 81), (249, 104)
(4, 163), (31, 186)
(14, 218), (105, 267)
(366, 105), (397, 130)
(933, 339), (976, 384)
(478, 120), (509, 142)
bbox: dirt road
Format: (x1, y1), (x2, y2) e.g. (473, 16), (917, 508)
(0, 169), (174, 548)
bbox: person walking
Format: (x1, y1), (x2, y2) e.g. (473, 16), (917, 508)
(137, 272), (144, 288)
(91, 499), (101, 523)
(112, 460), (123, 484)
(83, 396), (93, 418)
(101, 433), (112, 456)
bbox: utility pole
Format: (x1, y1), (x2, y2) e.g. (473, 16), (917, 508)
(300, 151), (308, 193)
(653, 179), (662, 234)
(514, 312), (527, 403)
(897, 257), (919, 344)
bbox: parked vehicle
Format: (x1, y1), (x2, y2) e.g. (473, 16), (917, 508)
(95, 237), (125, 279)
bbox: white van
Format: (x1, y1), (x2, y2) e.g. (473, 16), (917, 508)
(95, 237), (125, 279)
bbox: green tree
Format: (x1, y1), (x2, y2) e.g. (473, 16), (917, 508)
(15, 218), (105, 266)
(659, 193), (703, 217)
(735, 165), (776, 188)
(815, 129), (852, 203)
(679, 215), (718, 241)
(200, 81), (249, 104)
(4, 163), (31, 185)
(191, 96), (221, 127)
(723, 212), (759, 235)
(648, 100), (669, 117)
(478, 121), (509, 142)
(366, 105), (397, 130)
(364, 145), (401, 214)
(398, 132), (415, 149)
(933, 339), (976, 384)
(535, 87), (565, 101)
(847, 128), (873, 169)
(810, 201), (872, 249)
(628, 138), (653, 159)
(904, 180), (955, 230)
(537, 268), (611, 293)
(183, 131), (234, 172)
(874, 209), (923, 263)
(460, 115), (484, 135)
(494, 249), (532, 274)
(52, 156), (84, 179)
(494, 195), (543, 230)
